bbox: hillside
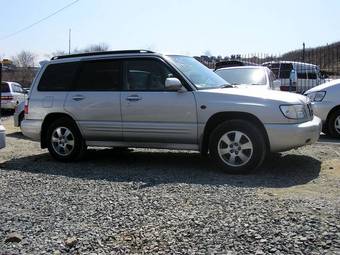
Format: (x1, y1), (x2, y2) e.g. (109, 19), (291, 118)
(282, 41), (340, 74)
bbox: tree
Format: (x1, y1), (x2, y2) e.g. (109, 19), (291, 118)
(12, 50), (36, 68)
(78, 43), (109, 53)
(11, 50), (37, 87)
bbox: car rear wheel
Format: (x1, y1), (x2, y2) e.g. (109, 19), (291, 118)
(327, 109), (340, 138)
(46, 118), (86, 162)
(209, 119), (267, 174)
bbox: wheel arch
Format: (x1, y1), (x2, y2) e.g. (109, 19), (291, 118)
(326, 105), (340, 124)
(40, 112), (80, 149)
(200, 111), (270, 155)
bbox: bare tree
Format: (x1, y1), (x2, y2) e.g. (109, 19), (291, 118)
(78, 43), (110, 53)
(12, 50), (36, 68)
(11, 51), (37, 87)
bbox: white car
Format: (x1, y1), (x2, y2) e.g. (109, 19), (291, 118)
(215, 66), (277, 90)
(305, 79), (340, 138)
(0, 120), (5, 149)
(1, 81), (27, 111)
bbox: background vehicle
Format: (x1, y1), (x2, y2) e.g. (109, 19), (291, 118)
(215, 60), (258, 69)
(215, 66), (277, 90)
(305, 79), (340, 138)
(14, 101), (25, 128)
(22, 50), (321, 174)
(1, 81), (27, 112)
(263, 61), (324, 93)
(0, 120), (5, 149)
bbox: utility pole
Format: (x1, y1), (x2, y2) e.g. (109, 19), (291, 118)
(302, 42), (305, 62)
(68, 29), (71, 55)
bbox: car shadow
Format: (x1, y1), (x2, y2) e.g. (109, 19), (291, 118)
(5, 131), (32, 141)
(0, 148), (321, 189)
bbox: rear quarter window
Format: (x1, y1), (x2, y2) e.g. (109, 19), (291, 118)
(38, 62), (79, 91)
(1, 82), (10, 93)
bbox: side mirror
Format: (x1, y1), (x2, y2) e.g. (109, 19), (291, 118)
(165, 77), (183, 91)
(289, 70), (297, 84)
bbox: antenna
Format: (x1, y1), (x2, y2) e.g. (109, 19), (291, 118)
(68, 29), (71, 55)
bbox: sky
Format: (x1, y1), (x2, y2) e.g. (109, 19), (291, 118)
(1, 0), (339, 61)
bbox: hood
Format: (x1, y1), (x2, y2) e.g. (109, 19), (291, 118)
(204, 87), (308, 105)
(305, 79), (340, 93)
(233, 84), (270, 90)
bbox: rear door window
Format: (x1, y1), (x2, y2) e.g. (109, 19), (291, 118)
(1, 82), (10, 93)
(279, 63), (293, 79)
(74, 60), (122, 91)
(38, 62), (80, 91)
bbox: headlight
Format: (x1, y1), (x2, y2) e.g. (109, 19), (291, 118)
(305, 91), (326, 102)
(280, 104), (306, 119)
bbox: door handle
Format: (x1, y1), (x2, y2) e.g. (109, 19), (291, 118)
(72, 95), (85, 101)
(126, 95), (142, 101)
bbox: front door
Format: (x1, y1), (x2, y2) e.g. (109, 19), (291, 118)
(121, 58), (197, 144)
(64, 59), (123, 141)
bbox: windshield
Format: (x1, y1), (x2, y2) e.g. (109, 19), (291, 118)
(167, 55), (227, 89)
(215, 68), (267, 85)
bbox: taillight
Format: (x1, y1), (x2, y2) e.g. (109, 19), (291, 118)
(24, 100), (29, 114)
(1, 96), (14, 100)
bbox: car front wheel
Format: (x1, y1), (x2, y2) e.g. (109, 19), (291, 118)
(209, 119), (267, 174)
(327, 109), (340, 139)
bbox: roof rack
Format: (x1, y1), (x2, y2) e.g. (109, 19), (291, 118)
(51, 50), (155, 60)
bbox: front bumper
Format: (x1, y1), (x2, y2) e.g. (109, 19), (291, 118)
(21, 119), (42, 141)
(265, 116), (322, 152)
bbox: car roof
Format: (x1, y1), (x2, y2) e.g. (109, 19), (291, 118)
(215, 66), (268, 71)
(263, 61), (318, 68)
(49, 50), (163, 63)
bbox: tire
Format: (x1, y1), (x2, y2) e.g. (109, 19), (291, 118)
(46, 118), (87, 162)
(326, 109), (340, 139)
(209, 119), (267, 174)
(18, 112), (24, 127)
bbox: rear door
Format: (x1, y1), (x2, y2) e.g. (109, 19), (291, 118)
(120, 58), (197, 144)
(64, 59), (123, 141)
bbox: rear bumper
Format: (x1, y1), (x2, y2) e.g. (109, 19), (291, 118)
(265, 116), (322, 152)
(0, 124), (5, 149)
(1, 101), (16, 109)
(21, 119), (42, 141)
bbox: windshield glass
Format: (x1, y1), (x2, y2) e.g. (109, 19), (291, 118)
(167, 55), (227, 89)
(215, 68), (267, 85)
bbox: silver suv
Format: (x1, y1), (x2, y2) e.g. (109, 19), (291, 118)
(22, 50), (322, 174)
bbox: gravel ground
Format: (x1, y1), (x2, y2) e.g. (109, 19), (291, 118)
(0, 117), (340, 254)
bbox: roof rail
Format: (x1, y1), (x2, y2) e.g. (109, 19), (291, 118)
(51, 50), (155, 60)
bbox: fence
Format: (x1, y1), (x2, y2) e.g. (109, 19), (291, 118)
(196, 43), (340, 93)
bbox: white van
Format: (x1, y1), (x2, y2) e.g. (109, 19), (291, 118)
(263, 61), (324, 93)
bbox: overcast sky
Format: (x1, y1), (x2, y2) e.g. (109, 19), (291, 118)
(1, 0), (339, 60)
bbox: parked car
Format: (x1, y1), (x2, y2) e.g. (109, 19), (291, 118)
(263, 61), (324, 93)
(215, 60), (258, 70)
(0, 120), (5, 149)
(21, 50), (321, 174)
(14, 101), (25, 127)
(215, 66), (278, 90)
(1, 81), (27, 112)
(304, 79), (340, 138)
